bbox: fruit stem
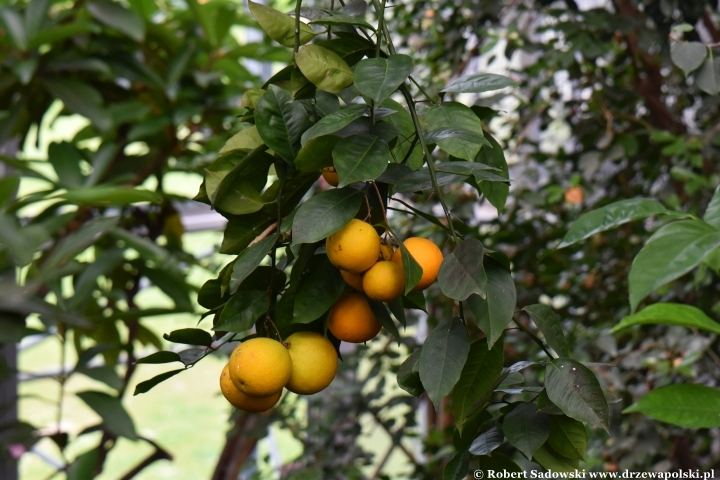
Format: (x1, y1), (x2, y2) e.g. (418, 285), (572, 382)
(371, 181), (387, 223)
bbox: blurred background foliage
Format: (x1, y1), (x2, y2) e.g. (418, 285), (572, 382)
(1, 0), (720, 478)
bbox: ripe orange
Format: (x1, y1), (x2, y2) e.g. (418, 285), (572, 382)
(227, 337), (292, 397)
(340, 269), (365, 291)
(362, 261), (404, 302)
(326, 219), (380, 273)
(322, 167), (339, 187)
(564, 186), (583, 204)
(328, 292), (381, 343)
(220, 365), (282, 412)
(391, 237), (443, 291)
(285, 331), (338, 394)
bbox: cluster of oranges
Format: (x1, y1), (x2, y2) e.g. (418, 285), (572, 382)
(219, 216), (443, 412)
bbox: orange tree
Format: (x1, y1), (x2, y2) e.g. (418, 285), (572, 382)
(133, 0), (613, 476)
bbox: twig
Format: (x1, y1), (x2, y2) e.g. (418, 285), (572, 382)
(247, 222), (278, 248)
(294, 0), (303, 55)
(371, 182), (387, 223)
(512, 317), (554, 358)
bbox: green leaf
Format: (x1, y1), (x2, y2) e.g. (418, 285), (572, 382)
(387, 295), (406, 327)
(425, 128), (490, 147)
(42, 79), (112, 132)
(0, 7), (28, 50)
(44, 216), (118, 269)
(426, 102), (485, 161)
(60, 186), (162, 206)
(548, 415), (587, 461)
(558, 198), (667, 249)
(48, 142), (84, 188)
(395, 237), (423, 294)
(537, 389), (564, 415)
(670, 41), (707, 76)
(76, 391), (137, 440)
(332, 134), (390, 187)
(623, 384), (720, 428)
(301, 105), (366, 145)
(292, 187), (362, 245)
(163, 328), (212, 347)
(255, 85), (312, 163)
(393, 167), (467, 194)
(419, 316), (470, 409)
(229, 233), (278, 293)
(502, 403), (550, 459)
(215, 182), (265, 215)
(214, 290), (269, 333)
(296, 44), (354, 94)
(469, 426), (503, 455)
(443, 450), (470, 480)
(532, 444), (580, 473)
(133, 369), (184, 395)
(220, 214), (275, 255)
(397, 348), (423, 396)
(696, 56), (720, 95)
(354, 55), (413, 105)
(704, 185), (720, 228)
(248, 0), (315, 47)
(67, 448), (99, 480)
(441, 73), (517, 94)
(76, 366), (123, 390)
(309, 14), (375, 31)
(545, 358), (609, 431)
(135, 351), (182, 365)
(629, 220), (720, 312)
(476, 452), (523, 475)
(452, 338), (504, 430)
(467, 257), (516, 348)
(368, 299), (401, 342)
(219, 125), (264, 155)
(0, 175), (19, 207)
(523, 304), (569, 358)
(87, 1), (145, 41)
(612, 302), (720, 335)
(438, 238), (487, 301)
(292, 256), (345, 324)
(295, 135), (342, 172)
(475, 133), (509, 213)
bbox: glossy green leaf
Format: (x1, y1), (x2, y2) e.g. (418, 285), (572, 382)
(44, 216), (118, 269)
(255, 85), (312, 163)
(219, 125), (264, 155)
(467, 257), (516, 348)
(397, 348), (423, 396)
(310, 14), (375, 31)
(469, 426), (503, 455)
(393, 167), (467, 194)
(558, 198), (667, 249)
(475, 133), (509, 213)
(548, 415), (587, 461)
(623, 384), (720, 428)
(0, 175), (19, 207)
(133, 369), (184, 395)
(77, 391), (137, 440)
(426, 102), (484, 161)
(135, 351), (182, 365)
(214, 290), (269, 333)
(629, 219), (720, 312)
(387, 295), (406, 327)
(87, 1), (145, 41)
(354, 54), (413, 105)
(443, 450), (470, 480)
(248, 0), (315, 47)
(368, 299), (401, 342)
(419, 316), (470, 409)
(523, 304), (569, 358)
(67, 448), (99, 480)
(696, 56), (720, 95)
(296, 44), (354, 94)
(438, 238), (487, 301)
(163, 328), (212, 347)
(532, 444), (580, 473)
(503, 403), (550, 459)
(425, 128), (490, 147)
(48, 142), (84, 188)
(545, 358), (609, 431)
(0, 7), (28, 50)
(300, 105), (366, 145)
(292, 187), (362, 245)
(42, 79), (112, 132)
(704, 185), (720, 228)
(295, 135), (342, 172)
(441, 73), (518, 94)
(292, 256), (345, 324)
(220, 214), (275, 255)
(229, 233), (278, 293)
(60, 186), (162, 206)
(392, 233), (423, 294)
(452, 338), (504, 430)
(612, 302), (720, 335)
(537, 389), (564, 415)
(670, 41), (707, 76)
(333, 134), (390, 187)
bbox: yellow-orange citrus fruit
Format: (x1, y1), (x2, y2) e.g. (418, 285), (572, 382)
(564, 186), (583, 204)
(220, 365), (282, 412)
(362, 261), (405, 302)
(328, 292), (382, 343)
(322, 167), (339, 187)
(340, 269), (365, 291)
(228, 337), (292, 397)
(391, 237), (443, 291)
(285, 332), (338, 394)
(326, 219), (380, 273)
(379, 242), (394, 261)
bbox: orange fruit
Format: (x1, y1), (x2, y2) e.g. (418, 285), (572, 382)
(220, 365), (282, 412)
(285, 332), (338, 394)
(564, 186), (583, 204)
(391, 237), (443, 291)
(326, 219), (380, 273)
(227, 337), (292, 397)
(340, 269), (365, 291)
(328, 292), (381, 343)
(362, 261), (404, 302)
(322, 167), (339, 187)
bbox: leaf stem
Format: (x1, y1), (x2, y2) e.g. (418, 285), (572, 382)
(409, 75), (438, 104)
(513, 317), (554, 358)
(294, 0), (303, 55)
(375, 0), (386, 58)
(328, 0), (334, 39)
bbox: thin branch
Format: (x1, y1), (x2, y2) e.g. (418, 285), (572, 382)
(512, 317), (554, 358)
(294, 0), (303, 55)
(247, 222), (278, 248)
